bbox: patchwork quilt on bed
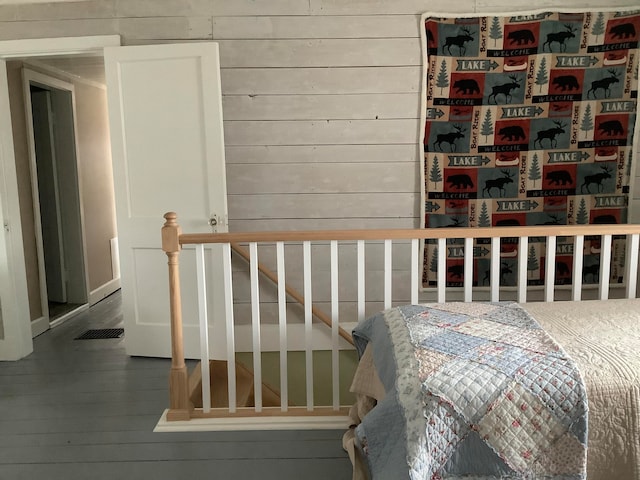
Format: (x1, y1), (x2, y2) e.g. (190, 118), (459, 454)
(352, 302), (588, 479)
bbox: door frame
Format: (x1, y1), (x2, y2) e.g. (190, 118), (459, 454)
(22, 68), (90, 336)
(0, 35), (120, 360)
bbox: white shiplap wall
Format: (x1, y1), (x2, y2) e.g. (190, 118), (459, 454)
(1, 0), (639, 316)
(1, 0), (638, 231)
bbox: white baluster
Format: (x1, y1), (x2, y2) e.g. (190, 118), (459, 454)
(276, 241), (288, 412)
(384, 239), (392, 309)
(572, 235), (584, 301)
(411, 239), (419, 305)
(303, 241), (313, 411)
(490, 237), (500, 302)
(195, 244), (210, 413)
(357, 240), (365, 322)
(599, 234), (612, 300)
(626, 234), (639, 299)
(464, 237), (473, 302)
(437, 238), (446, 302)
(249, 242), (262, 412)
(517, 236), (528, 304)
(330, 240), (340, 410)
(222, 243), (236, 413)
(545, 236), (556, 302)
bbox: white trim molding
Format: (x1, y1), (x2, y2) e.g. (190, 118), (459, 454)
(0, 35), (120, 59)
(89, 277), (121, 306)
(154, 409), (351, 432)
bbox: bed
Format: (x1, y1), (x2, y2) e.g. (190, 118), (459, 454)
(344, 299), (640, 480)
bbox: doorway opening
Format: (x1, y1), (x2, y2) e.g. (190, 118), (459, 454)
(24, 70), (89, 333)
(0, 35), (120, 360)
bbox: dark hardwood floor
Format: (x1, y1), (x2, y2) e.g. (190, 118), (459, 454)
(0, 291), (352, 480)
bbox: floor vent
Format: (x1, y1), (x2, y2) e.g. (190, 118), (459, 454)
(75, 328), (124, 340)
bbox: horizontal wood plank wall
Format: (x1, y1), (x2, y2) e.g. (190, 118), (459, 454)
(1, 0), (639, 323)
(214, 2), (421, 320)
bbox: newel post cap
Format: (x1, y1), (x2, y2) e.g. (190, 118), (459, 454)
(162, 212), (182, 253)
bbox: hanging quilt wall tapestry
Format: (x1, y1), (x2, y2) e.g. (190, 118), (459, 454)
(420, 9), (640, 288)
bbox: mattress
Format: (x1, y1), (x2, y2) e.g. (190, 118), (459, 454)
(345, 299), (640, 480)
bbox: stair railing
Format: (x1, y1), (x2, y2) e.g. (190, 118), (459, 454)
(229, 242), (354, 346)
(162, 211), (640, 425)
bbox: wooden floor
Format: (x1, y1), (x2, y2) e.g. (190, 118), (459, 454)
(0, 291), (352, 480)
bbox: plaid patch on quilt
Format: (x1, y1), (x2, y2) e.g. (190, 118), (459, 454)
(352, 302), (587, 479)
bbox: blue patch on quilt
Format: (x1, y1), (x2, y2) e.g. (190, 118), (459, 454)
(516, 354), (588, 432)
(464, 342), (536, 376)
(422, 330), (490, 356)
(426, 359), (510, 423)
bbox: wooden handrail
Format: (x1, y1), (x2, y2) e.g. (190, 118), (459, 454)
(179, 224), (640, 245)
(230, 242), (354, 346)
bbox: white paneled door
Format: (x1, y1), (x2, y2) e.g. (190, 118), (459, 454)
(0, 59), (32, 361)
(104, 43), (228, 358)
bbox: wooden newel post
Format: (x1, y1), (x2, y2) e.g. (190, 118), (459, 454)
(162, 212), (191, 420)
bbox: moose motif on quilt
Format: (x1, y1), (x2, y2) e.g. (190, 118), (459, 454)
(421, 11), (640, 288)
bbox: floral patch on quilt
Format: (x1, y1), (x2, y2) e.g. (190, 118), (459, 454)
(384, 302), (587, 479)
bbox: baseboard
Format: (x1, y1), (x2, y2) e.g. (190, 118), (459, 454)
(30, 316), (48, 338)
(49, 304), (89, 329)
(89, 277), (121, 305)
(153, 409), (351, 432)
